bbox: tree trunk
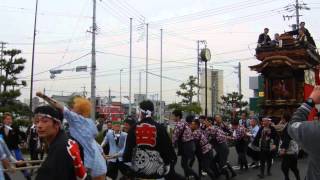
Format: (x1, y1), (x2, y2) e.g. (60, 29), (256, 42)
(3, 70), (8, 92)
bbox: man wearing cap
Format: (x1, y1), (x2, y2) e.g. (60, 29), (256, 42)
(253, 117), (279, 178)
(34, 105), (87, 180)
(101, 121), (127, 180)
(123, 100), (182, 180)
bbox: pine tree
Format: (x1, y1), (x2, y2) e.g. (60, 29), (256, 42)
(219, 92), (248, 121)
(0, 49), (29, 115)
(169, 76), (202, 114)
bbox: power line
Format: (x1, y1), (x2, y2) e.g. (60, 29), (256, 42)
(95, 7), (286, 49)
(90, 0), (282, 42)
(0, 5), (91, 19)
(23, 51), (253, 81)
(164, 7), (286, 34)
(10, 36), (90, 45)
(20, 49), (91, 55)
(149, 0), (281, 27)
(108, 0), (145, 23)
(18, 48), (254, 81)
(60, 0), (90, 61)
(26, 59), (244, 82)
(119, 0), (145, 19)
(99, 0), (130, 24)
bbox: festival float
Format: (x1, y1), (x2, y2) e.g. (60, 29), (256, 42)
(250, 29), (320, 121)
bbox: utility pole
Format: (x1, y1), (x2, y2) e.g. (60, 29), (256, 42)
(0, 42), (7, 93)
(160, 29), (163, 123)
(197, 40), (200, 104)
(30, 0), (38, 116)
(238, 62), (242, 95)
(139, 71), (142, 95)
(211, 81), (216, 117)
(120, 69), (123, 108)
(90, 0), (97, 121)
(129, 18), (133, 116)
(108, 88), (111, 105)
(283, 0), (310, 30)
(146, 23), (149, 97)
(205, 60), (208, 117)
(295, 0), (300, 27)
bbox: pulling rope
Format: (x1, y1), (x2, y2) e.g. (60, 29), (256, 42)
(3, 160), (44, 172)
(3, 165), (42, 172)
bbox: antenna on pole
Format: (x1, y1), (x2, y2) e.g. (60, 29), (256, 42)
(282, 0), (310, 30)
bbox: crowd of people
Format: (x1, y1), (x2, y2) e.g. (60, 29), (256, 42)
(1, 87), (320, 180)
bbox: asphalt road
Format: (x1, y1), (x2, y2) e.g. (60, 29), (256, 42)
(9, 147), (307, 180)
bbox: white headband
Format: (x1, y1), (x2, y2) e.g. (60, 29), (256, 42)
(140, 109), (152, 118)
(35, 113), (61, 124)
(262, 117), (272, 121)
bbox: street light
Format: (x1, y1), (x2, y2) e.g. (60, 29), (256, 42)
(200, 47), (211, 118)
(49, 66), (88, 79)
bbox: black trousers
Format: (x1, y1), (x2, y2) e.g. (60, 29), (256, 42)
(235, 144), (248, 169)
(281, 154), (300, 180)
(201, 150), (218, 180)
(247, 146), (260, 162)
(215, 143), (236, 178)
(190, 149), (203, 176)
(180, 141), (199, 180)
(29, 148), (39, 162)
(260, 150), (273, 175)
(164, 164), (185, 180)
(107, 160), (130, 180)
(4, 173), (11, 180)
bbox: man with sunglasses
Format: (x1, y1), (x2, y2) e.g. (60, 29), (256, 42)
(34, 105), (87, 180)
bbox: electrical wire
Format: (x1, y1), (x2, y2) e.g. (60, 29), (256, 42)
(0, 5), (91, 19)
(148, 0), (282, 27)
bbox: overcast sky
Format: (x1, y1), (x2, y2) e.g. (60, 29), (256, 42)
(1, 0), (319, 104)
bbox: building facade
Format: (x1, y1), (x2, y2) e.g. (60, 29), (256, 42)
(200, 69), (223, 116)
